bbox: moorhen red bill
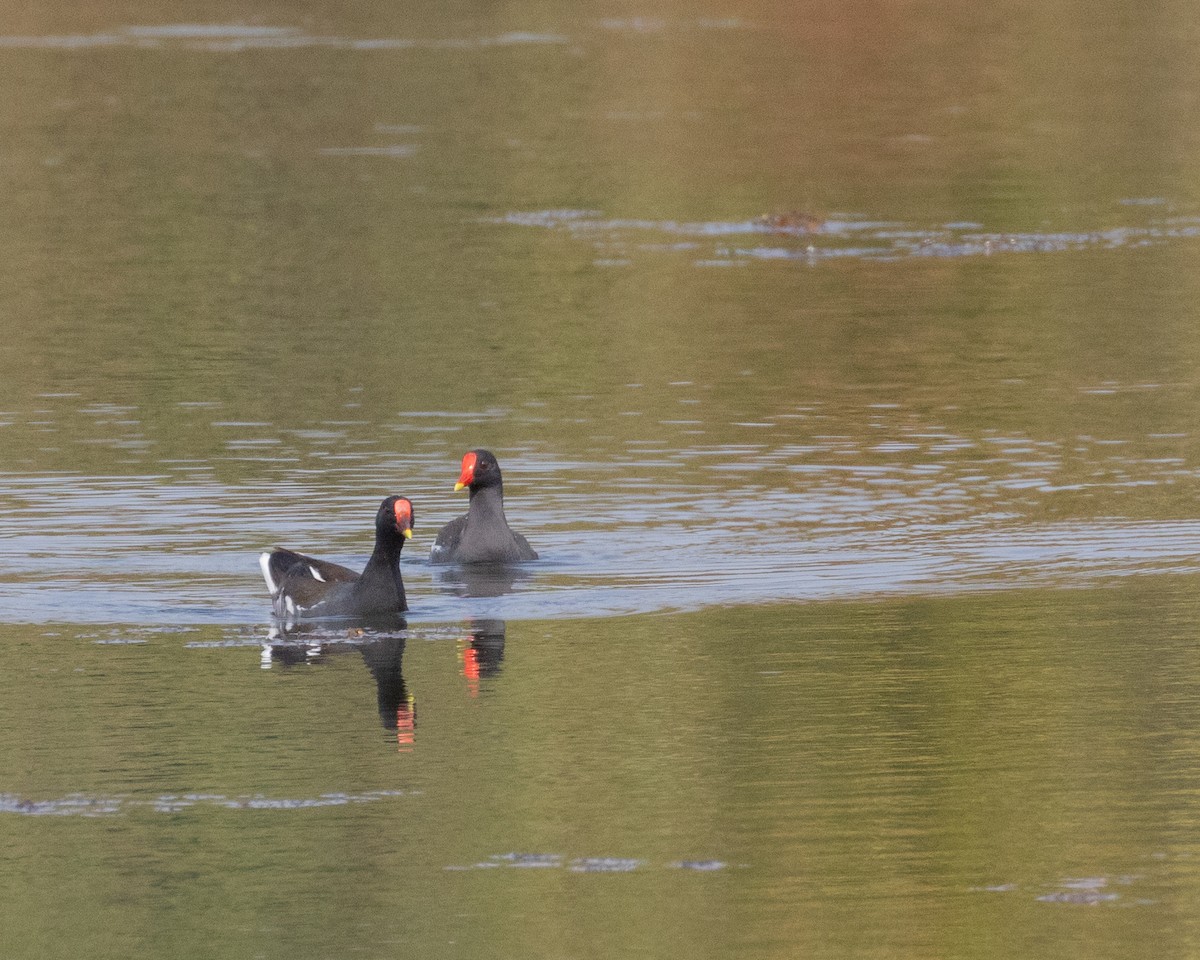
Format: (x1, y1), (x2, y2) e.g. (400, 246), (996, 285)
(260, 496), (414, 618)
(430, 450), (538, 564)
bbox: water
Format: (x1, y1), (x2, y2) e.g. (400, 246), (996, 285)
(3, 1), (1200, 957)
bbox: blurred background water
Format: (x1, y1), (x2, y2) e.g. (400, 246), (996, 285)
(2, 1), (1200, 957)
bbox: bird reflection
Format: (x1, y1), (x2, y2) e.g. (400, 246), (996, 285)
(434, 563), (530, 598)
(460, 618), (506, 697)
(261, 621), (415, 751)
(359, 636), (415, 750)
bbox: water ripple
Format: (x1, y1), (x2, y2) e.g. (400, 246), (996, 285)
(0, 789), (415, 816)
(446, 853), (729, 872)
(486, 209), (1200, 265)
(0, 25), (570, 51)
(2, 404), (1198, 624)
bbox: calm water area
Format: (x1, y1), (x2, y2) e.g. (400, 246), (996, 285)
(3, 1), (1200, 957)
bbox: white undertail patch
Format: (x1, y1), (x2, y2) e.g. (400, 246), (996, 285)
(259, 552), (277, 594)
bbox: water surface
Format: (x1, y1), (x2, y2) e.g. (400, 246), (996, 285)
(3, 0), (1200, 957)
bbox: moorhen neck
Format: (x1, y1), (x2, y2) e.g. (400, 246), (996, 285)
(260, 496), (414, 619)
(430, 450), (538, 564)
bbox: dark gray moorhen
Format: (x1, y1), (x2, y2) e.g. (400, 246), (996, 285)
(430, 450), (538, 564)
(260, 496), (414, 618)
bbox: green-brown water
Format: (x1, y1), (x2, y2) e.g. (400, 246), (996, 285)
(3, 1), (1200, 957)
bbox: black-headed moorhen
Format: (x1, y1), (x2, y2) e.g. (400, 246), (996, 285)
(260, 496), (414, 618)
(430, 450), (537, 564)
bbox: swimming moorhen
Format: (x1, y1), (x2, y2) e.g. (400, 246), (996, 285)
(260, 496), (414, 618)
(430, 450), (538, 564)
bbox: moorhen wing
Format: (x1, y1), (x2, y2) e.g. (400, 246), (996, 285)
(430, 450), (537, 564)
(260, 496), (414, 618)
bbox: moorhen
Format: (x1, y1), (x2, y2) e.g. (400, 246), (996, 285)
(430, 450), (538, 564)
(260, 496), (414, 618)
